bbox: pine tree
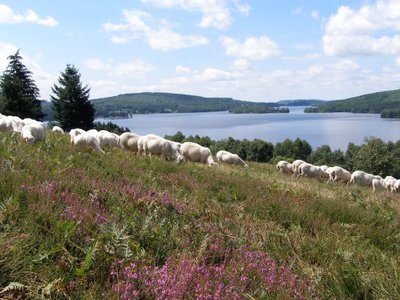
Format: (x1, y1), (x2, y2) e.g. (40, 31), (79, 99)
(51, 64), (95, 131)
(0, 50), (44, 120)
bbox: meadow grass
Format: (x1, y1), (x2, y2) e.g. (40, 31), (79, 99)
(0, 130), (399, 299)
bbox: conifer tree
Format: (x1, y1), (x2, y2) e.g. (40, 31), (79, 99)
(51, 64), (95, 130)
(0, 50), (44, 120)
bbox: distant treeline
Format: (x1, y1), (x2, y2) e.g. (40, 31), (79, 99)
(304, 89), (400, 118)
(165, 131), (400, 178)
(91, 93), (287, 118)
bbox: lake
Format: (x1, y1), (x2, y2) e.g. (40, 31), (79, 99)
(96, 107), (400, 150)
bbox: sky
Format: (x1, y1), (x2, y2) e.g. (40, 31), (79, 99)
(1, 0), (400, 102)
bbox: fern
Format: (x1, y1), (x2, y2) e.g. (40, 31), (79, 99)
(101, 223), (133, 258)
(0, 282), (26, 294)
(75, 241), (98, 277)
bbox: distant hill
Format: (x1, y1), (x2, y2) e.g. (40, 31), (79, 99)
(90, 92), (287, 118)
(304, 89), (400, 118)
(276, 99), (325, 106)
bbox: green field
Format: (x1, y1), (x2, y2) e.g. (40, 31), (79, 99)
(1, 130), (400, 299)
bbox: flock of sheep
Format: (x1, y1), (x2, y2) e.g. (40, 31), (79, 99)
(277, 159), (400, 193)
(2, 113), (397, 193)
(0, 113), (248, 168)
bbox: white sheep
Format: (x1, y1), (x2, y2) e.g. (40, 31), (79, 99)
(21, 123), (46, 144)
(98, 130), (119, 149)
(180, 142), (217, 166)
(393, 180), (400, 192)
(118, 132), (141, 153)
(292, 159), (305, 175)
(69, 128), (86, 144)
(349, 171), (382, 186)
(298, 163), (328, 180)
(216, 150), (248, 167)
(0, 116), (16, 131)
(136, 134), (183, 162)
(372, 178), (385, 192)
(276, 160), (292, 174)
(319, 165), (328, 172)
(137, 134), (163, 156)
(73, 132), (104, 153)
(327, 166), (351, 183)
(52, 126), (64, 134)
(10, 116), (25, 132)
(383, 176), (397, 192)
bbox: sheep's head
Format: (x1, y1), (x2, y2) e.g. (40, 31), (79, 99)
(176, 155), (185, 163)
(24, 136), (35, 145)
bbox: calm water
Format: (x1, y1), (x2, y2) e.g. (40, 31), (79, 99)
(96, 107), (400, 150)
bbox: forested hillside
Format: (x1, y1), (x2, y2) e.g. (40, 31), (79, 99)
(91, 92), (287, 117)
(304, 89), (400, 117)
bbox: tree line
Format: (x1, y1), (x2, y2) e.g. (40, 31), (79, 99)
(165, 131), (400, 178)
(304, 89), (400, 117)
(92, 92), (285, 118)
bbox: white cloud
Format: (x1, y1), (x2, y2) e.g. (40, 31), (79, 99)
(110, 36), (129, 44)
(311, 10), (320, 21)
(147, 28), (208, 51)
(84, 58), (155, 77)
(323, 0), (400, 56)
(284, 53), (321, 61)
(140, 0), (251, 30)
(396, 57), (400, 66)
(176, 65), (191, 73)
(0, 4), (57, 26)
(102, 9), (208, 51)
(194, 67), (231, 81)
(233, 0), (251, 16)
(231, 58), (251, 71)
(84, 58), (112, 71)
(152, 55), (400, 101)
(291, 6), (303, 16)
(220, 36), (280, 60)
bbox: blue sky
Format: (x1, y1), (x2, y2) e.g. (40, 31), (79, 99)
(1, 0), (400, 102)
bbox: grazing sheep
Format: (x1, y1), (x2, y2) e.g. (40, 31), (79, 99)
(0, 116), (16, 131)
(52, 126), (64, 134)
(98, 130), (119, 149)
(73, 132), (104, 153)
(276, 160), (292, 174)
(298, 163), (329, 180)
(137, 134), (163, 156)
(137, 134), (183, 162)
(216, 150), (248, 167)
(393, 180), (400, 193)
(118, 132), (141, 153)
(319, 165), (328, 172)
(292, 160), (305, 175)
(69, 128), (86, 144)
(349, 171), (382, 186)
(21, 123), (46, 144)
(180, 142), (217, 166)
(372, 178), (385, 192)
(10, 116), (25, 132)
(383, 176), (397, 191)
(328, 166), (352, 183)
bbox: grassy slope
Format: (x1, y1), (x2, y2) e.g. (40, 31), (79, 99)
(308, 89), (400, 113)
(0, 131), (400, 299)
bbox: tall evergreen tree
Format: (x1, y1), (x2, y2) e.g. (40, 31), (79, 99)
(51, 64), (95, 131)
(0, 50), (44, 120)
